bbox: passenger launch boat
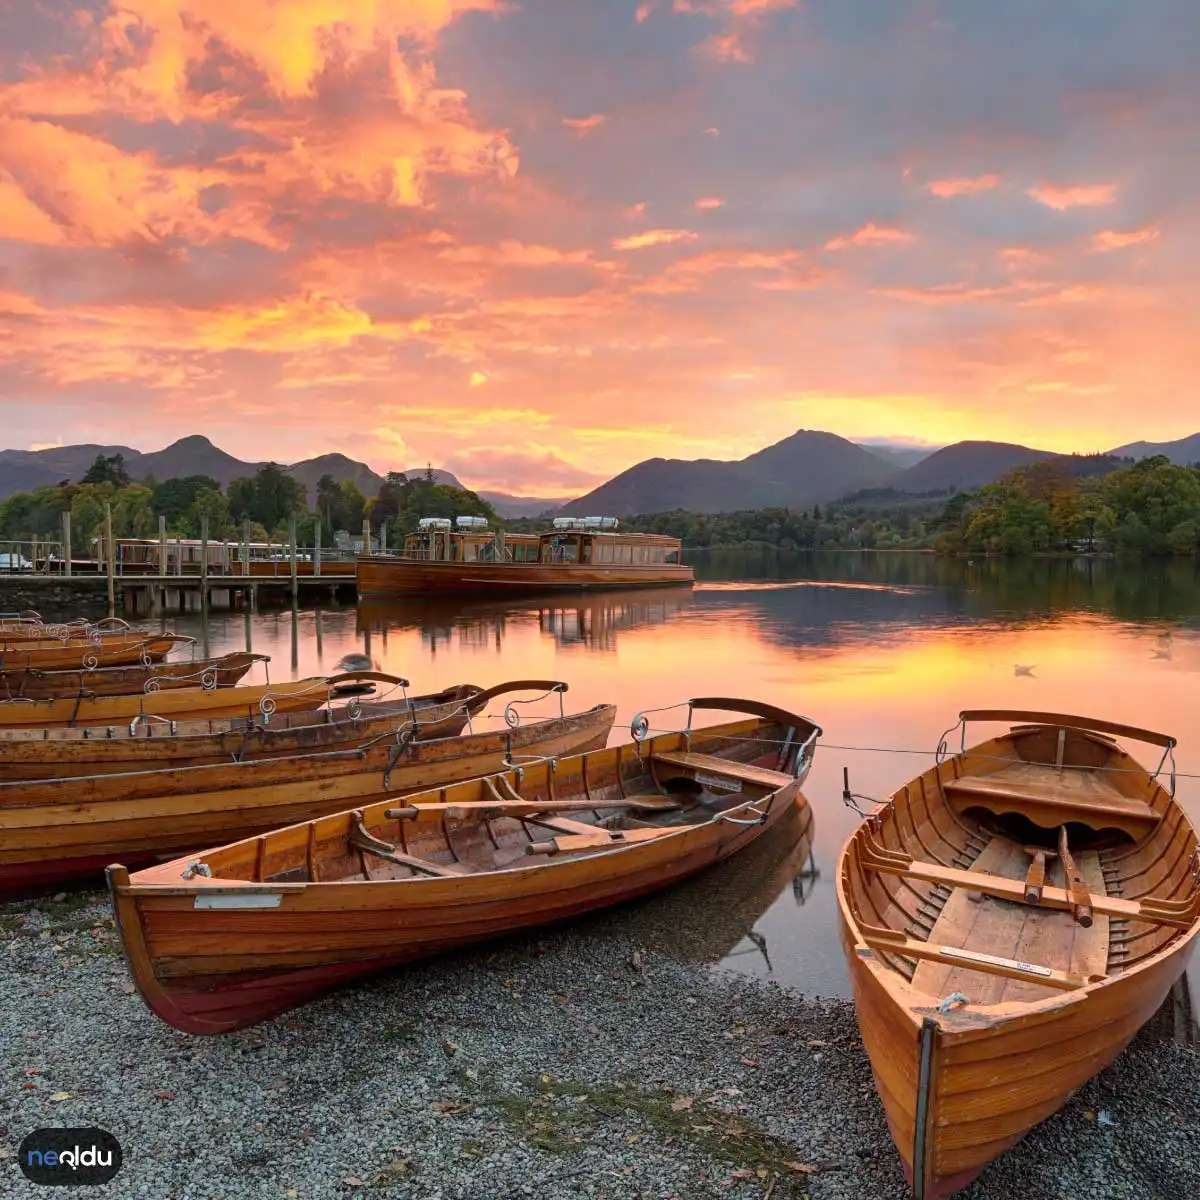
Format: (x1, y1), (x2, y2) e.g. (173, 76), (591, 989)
(837, 710), (1200, 1198)
(0, 673), (492, 780)
(357, 515), (693, 597)
(5, 682), (613, 896)
(109, 697), (819, 1034)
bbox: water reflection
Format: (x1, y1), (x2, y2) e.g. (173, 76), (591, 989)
(357, 587), (695, 655)
(163, 556), (1200, 999)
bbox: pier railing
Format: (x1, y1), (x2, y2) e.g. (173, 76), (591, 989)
(0, 540), (69, 575)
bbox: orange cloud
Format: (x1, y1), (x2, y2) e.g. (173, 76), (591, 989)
(612, 228), (700, 250)
(561, 114), (607, 134)
(1091, 227), (1160, 252)
(1026, 183), (1118, 210)
(925, 174), (1001, 197)
(694, 196), (725, 209)
(675, 0), (799, 63)
(825, 224), (915, 251)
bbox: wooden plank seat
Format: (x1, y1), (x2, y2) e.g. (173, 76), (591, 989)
(857, 925), (1097, 992)
(942, 765), (1161, 838)
(857, 832), (1199, 930)
(651, 751), (791, 790)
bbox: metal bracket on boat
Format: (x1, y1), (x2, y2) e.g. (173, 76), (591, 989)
(715, 800), (769, 828)
(129, 713), (178, 737)
(504, 682), (567, 729)
(82, 653), (99, 671)
(629, 701), (694, 757)
(382, 726), (416, 789)
(841, 767), (883, 821)
(1152, 741), (1178, 797)
(181, 860), (212, 879)
(259, 694), (277, 724)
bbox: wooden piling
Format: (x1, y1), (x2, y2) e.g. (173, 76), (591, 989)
(289, 514), (298, 602)
(104, 502), (116, 615)
(200, 513), (210, 608)
(62, 512), (72, 578)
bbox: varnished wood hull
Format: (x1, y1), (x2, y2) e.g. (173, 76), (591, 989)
(0, 683), (484, 779)
(110, 712), (816, 1034)
(0, 652), (264, 702)
(0, 676), (331, 730)
(836, 713), (1200, 1197)
(2, 704), (617, 897)
(356, 554), (694, 596)
(0, 634), (186, 672)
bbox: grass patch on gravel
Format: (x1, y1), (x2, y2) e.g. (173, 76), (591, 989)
(487, 1072), (806, 1172)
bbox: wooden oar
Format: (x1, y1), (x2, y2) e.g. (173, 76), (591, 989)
(1057, 825), (1093, 927)
(384, 795), (681, 822)
(527, 825), (691, 855)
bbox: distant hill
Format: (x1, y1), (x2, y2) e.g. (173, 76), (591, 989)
(0, 444), (138, 496)
(135, 436), (264, 488)
(856, 441), (938, 469)
(0, 436), (571, 516)
(478, 491), (570, 518)
(890, 441), (1063, 493)
(1107, 432), (1200, 466)
(560, 429), (898, 516)
(289, 454), (383, 506)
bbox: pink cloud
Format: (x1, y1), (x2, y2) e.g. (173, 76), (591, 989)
(925, 174), (1001, 197)
(693, 196), (724, 209)
(1091, 227), (1159, 252)
(561, 114), (607, 135)
(825, 223), (915, 251)
(612, 228), (700, 250)
(1026, 183), (1118, 210)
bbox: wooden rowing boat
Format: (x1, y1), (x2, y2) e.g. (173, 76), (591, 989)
(0, 615), (132, 640)
(108, 697), (820, 1034)
(837, 709), (1200, 1198)
(0, 674), (502, 778)
(6, 683), (617, 897)
(0, 633), (190, 672)
(0, 652), (268, 702)
(0, 673), (333, 730)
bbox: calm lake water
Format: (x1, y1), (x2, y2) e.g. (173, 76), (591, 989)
(157, 552), (1200, 1000)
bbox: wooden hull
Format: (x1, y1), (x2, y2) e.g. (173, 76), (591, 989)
(0, 634), (185, 672)
(110, 710), (817, 1034)
(0, 683), (484, 779)
(836, 712), (1200, 1197)
(2, 704), (617, 896)
(0, 652), (264, 702)
(0, 676), (331, 730)
(356, 554), (694, 597)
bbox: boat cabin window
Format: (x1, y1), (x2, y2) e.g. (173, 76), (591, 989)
(544, 535), (580, 563)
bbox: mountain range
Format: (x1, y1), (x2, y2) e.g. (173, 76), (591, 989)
(1, 428), (1197, 519)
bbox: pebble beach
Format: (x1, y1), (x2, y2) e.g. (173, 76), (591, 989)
(2, 885), (1196, 1200)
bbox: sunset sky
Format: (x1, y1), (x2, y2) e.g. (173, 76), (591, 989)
(1, 1), (1197, 497)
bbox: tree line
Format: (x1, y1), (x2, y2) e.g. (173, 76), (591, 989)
(0, 456), (498, 555)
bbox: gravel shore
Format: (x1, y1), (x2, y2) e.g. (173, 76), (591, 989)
(2, 888), (1196, 1200)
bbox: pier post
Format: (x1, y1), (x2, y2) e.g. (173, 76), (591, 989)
(200, 513), (210, 609)
(313, 519), (322, 578)
(242, 520), (251, 578)
(62, 512), (72, 577)
(104, 502), (116, 615)
(158, 514), (166, 578)
(289, 514), (298, 602)
(381, 523), (388, 555)
(362, 517), (370, 556)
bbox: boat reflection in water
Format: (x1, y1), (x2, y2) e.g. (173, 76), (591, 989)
(356, 586), (695, 655)
(591, 793), (819, 973)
